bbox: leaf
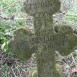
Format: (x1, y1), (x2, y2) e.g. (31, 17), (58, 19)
(1, 42), (8, 52)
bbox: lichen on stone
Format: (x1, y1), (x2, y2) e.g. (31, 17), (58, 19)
(55, 25), (77, 56)
(8, 27), (35, 61)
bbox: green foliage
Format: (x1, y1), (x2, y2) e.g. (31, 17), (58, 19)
(0, 0), (32, 29)
(0, 0), (28, 58)
(0, 35), (6, 44)
(1, 36), (14, 57)
(0, 21), (7, 31)
(1, 42), (8, 52)
(64, 10), (77, 29)
(0, 27), (14, 57)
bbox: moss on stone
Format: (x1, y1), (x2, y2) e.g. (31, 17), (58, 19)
(56, 25), (77, 56)
(29, 67), (37, 77)
(8, 27), (35, 61)
(58, 25), (73, 34)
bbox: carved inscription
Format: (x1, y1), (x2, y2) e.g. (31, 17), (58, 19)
(25, 1), (53, 9)
(23, 0), (60, 16)
(29, 33), (68, 51)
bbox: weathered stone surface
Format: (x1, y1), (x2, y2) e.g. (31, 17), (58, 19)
(8, 25), (77, 57)
(29, 25), (77, 56)
(8, 27), (36, 61)
(29, 67), (37, 77)
(22, 0), (60, 16)
(31, 26), (77, 77)
(34, 16), (54, 35)
(53, 25), (77, 55)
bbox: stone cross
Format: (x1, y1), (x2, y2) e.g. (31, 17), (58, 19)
(8, 0), (77, 77)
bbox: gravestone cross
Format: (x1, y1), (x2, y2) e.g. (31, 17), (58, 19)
(8, 0), (77, 77)
(22, 0), (62, 77)
(22, 0), (77, 77)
